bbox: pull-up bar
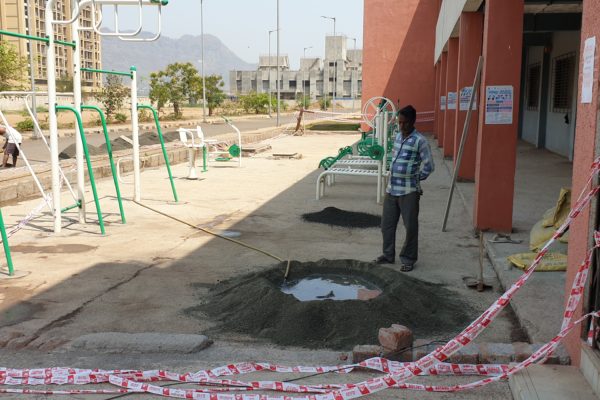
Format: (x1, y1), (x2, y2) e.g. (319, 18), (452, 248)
(0, 29), (76, 48)
(81, 67), (133, 78)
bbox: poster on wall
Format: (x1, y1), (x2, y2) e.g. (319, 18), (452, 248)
(440, 96), (446, 111)
(460, 87), (477, 111)
(447, 92), (457, 110)
(485, 85), (513, 125)
(581, 36), (596, 104)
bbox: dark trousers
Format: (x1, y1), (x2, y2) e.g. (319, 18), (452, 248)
(381, 192), (420, 264)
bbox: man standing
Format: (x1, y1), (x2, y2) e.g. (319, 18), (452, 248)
(374, 105), (434, 271)
(0, 125), (23, 168)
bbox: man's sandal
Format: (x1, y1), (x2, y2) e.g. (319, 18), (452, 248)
(400, 264), (414, 272)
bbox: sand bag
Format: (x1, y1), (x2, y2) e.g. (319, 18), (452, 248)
(530, 188), (571, 251)
(508, 252), (567, 272)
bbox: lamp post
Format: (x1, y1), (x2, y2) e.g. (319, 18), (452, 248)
(276, 0), (280, 127)
(302, 46), (312, 107)
(321, 15), (336, 113)
(200, 0), (207, 122)
(268, 29), (277, 118)
(348, 37), (357, 111)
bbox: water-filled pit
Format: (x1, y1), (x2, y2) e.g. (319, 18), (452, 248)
(187, 259), (476, 350)
(281, 274), (382, 301)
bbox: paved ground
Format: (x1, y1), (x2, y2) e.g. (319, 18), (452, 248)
(0, 130), (531, 398)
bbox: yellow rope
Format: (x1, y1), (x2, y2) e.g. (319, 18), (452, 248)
(133, 201), (285, 263)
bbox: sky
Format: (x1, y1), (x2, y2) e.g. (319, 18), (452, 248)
(103, 0), (364, 69)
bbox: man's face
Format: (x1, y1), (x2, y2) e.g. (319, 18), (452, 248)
(398, 114), (414, 135)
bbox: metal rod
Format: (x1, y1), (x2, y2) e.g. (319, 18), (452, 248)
(442, 56), (484, 232)
(56, 105), (106, 235)
(61, 201), (82, 213)
(25, 0), (38, 138)
(276, 0), (280, 127)
(81, 105), (126, 223)
(137, 104), (178, 202)
(0, 209), (14, 276)
(200, 0), (207, 123)
(72, 11), (86, 224)
(130, 68), (141, 202)
(0, 29), (76, 47)
(81, 67), (133, 77)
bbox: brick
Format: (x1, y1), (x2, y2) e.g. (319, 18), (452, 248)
(378, 324), (413, 352)
(448, 343), (479, 364)
(412, 338), (434, 361)
(480, 342), (513, 364)
(512, 342), (532, 362)
(352, 345), (383, 363)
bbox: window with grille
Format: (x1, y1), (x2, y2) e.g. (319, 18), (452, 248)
(551, 52), (576, 113)
(526, 63), (541, 111)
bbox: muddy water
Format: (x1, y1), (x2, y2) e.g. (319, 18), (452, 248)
(281, 274), (382, 301)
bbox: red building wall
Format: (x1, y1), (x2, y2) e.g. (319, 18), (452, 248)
(362, 0), (439, 132)
(565, 0), (600, 366)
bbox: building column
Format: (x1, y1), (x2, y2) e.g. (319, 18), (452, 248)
(433, 62), (441, 139)
(564, 0), (600, 367)
(443, 38), (459, 158)
(454, 12), (484, 181)
(473, 0), (524, 232)
(438, 52), (448, 148)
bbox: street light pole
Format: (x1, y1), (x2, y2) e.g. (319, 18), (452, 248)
(321, 16), (336, 114)
(276, 0), (280, 127)
(349, 37), (357, 111)
(268, 29), (276, 118)
(302, 46), (312, 107)
(26, 0), (38, 137)
(200, 0), (207, 122)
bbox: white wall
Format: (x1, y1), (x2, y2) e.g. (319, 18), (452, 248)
(522, 47), (544, 146)
(545, 30), (580, 159)
(435, 0), (484, 63)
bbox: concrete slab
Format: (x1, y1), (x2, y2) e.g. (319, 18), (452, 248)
(509, 364), (598, 400)
(69, 332), (212, 353)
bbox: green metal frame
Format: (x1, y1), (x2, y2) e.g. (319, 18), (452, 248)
(55, 105), (105, 235)
(0, 209), (14, 276)
(81, 105), (126, 224)
(81, 67), (133, 78)
(0, 29), (76, 48)
(137, 104), (178, 202)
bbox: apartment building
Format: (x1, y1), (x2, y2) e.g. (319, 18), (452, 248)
(0, 0), (102, 90)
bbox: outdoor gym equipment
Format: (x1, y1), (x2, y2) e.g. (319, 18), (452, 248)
(0, 208), (15, 277)
(178, 127), (208, 179)
(362, 96), (397, 128)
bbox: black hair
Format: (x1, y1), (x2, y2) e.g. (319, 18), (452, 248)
(399, 105), (417, 124)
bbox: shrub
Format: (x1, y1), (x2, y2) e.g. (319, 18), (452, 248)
(115, 113), (128, 123)
(319, 96), (331, 111)
(16, 118), (34, 131)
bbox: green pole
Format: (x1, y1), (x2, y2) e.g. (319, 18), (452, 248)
(55, 105), (105, 235)
(0, 209), (14, 276)
(0, 29), (76, 48)
(137, 104), (178, 202)
(61, 201), (82, 213)
(202, 146), (208, 172)
(80, 67), (133, 78)
(81, 105), (126, 224)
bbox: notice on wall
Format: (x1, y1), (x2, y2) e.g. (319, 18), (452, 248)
(581, 36), (596, 104)
(485, 85), (514, 125)
(459, 87), (477, 111)
(440, 96), (446, 111)
(447, 92), (457, 110)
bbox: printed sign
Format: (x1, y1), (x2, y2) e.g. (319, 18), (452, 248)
(581, 36), (596, 104)
(440, 96), (446, 111)
(485, 85), (513, 125)
(447, 92), (457, 110)
(460, 87), (477, 111)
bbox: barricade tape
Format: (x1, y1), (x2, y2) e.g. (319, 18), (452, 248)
(2, 157), (600, 398)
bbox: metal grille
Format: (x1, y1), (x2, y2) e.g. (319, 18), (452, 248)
(551, 52), (576, 113)
(526, 63), (541, 111)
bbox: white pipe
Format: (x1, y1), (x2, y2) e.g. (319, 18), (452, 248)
(23, 95), (78, 203)
(376, 113), (382, 204)
(71, 9), (86, 223)
(131, 68), (141, 202)
(91, 0), (143, 37)
(46, 0), (61, 233)
(118, 6), (162, 42)
(0, 91), (74, 96)
(51, 0), (81, 25)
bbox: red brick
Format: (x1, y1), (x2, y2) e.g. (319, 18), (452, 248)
(352, 345), (383, 363)
(378, 324), (413, 352)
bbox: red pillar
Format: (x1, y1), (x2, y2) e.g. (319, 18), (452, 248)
(564, 0), (600, 367)
(454, 12), (484, 181)
(433, 62), (441, 138)
(443, 38), (459, 158)
(438, 52), (448, 148)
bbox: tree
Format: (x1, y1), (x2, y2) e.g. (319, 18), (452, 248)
(149, 62), (201, 116)
(198, 75), (226, 116)
(239, 92), (278, 114)
(95, 75), (129, 120)
(0, 40), (27, 91)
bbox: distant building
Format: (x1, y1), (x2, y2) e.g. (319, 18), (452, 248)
(229, 35), (362, 101)
(0, 0), (102, 90)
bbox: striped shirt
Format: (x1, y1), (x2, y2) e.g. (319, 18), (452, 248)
(386, 129), (434, 196)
